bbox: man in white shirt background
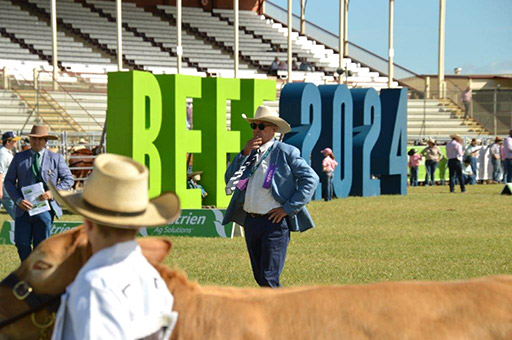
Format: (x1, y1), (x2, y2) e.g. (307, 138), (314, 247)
(0, 131), (20, 219)
(51, 153), (180, 340)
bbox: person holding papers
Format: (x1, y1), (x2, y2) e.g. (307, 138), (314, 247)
(5, 125), (74, 261)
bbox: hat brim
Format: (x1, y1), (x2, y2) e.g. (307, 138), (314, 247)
(2, 136), (21, 142)
(187, 171), (202, 179)
(28, 134), (58, 140)
(242, 113), (291, 134)
(49, 184), (181, 229)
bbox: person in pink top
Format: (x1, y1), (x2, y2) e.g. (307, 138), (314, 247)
(407, 148), (422, 187)
(446, 133), (466, 193)
(504, 129), (512, 183)
(321, 148), (338, 201)
(461, 86), (472, 119)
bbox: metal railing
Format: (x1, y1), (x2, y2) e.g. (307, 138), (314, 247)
(263, 0), (427, 96)
(472, 87), (512, 136)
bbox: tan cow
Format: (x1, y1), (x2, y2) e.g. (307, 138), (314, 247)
(1, 227), (512, 340)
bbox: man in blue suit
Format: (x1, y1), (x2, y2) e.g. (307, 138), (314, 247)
(5, 125), (74, 261)
(223, 106), (319, 288)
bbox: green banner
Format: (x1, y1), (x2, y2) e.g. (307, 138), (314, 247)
(0, 210), (234, 245)
(407, 146), (448, 182)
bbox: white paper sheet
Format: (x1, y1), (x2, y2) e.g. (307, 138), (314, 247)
(21, 182), (50, 216)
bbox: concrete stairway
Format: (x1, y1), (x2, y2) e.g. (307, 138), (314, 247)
(12, 89), (84, 132)
(407, 99), (488, 140)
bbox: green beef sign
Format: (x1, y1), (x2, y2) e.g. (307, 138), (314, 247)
(107, 71), (276, 209)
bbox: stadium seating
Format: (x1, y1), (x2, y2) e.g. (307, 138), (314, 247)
(0, 0), (112, 67)
(0, 1), (488, 139)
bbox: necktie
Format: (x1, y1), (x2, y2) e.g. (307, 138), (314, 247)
(225, 149), (260, 195)
(32, 152), (42, 182)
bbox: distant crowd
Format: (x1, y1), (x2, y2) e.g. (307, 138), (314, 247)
(407, 130), (512, 192)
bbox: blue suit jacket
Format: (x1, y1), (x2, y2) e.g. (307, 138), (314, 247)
(223, 141), (319, 232)
(5, 149), (74, 218)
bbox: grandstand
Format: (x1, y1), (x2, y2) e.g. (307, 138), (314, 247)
(0, 0), (492, 141)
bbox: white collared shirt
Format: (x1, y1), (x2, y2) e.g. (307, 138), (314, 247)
(52, 240), (177, 340)
(0, 146), (13, 179)
(243, 138), (282, 214)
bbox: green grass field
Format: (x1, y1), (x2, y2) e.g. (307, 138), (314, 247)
(1, 184), (511, 287)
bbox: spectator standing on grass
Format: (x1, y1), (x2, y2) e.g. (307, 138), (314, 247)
(269, 57), (279, 76)
(223, 105), (318, 288)
(407, 149), (422, 187)
(504, 129), (512, 183)
(489, 136), (503, 183)
(4, 125), (74, 262)
(464, 138), (481, 185)
(0, 131), (20, 219)
(321, 148), (338, 202)
(461, 86), (472, 119)
(446, 134), (466, 193)
(421, 138), (443, 186)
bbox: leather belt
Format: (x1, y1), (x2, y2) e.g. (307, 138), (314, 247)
(245, 212), (269, 218)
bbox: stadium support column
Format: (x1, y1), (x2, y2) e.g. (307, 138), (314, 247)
(234, 0), (239, 78)
(177, 0), (182, 73)
(438, 0), (446, 99)
(51, 0), (57, 90)
(287, 0), (292, 82)
(387, 0), (394, 88)
(116, 0), (122, 71)
(300, 0), (305, 35)
(338, 0), (344, 84)
(343, 0), (348, 57)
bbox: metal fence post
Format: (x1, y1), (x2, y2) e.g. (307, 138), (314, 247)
(493, 86), (498, 136)
(2, 67), (8, 89)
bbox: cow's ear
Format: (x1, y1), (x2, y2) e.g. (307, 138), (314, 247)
(138, 238), (172, 264)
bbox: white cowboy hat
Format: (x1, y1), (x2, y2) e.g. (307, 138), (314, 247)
(242, 105), (291, 134)
(50, 153), (180, 229)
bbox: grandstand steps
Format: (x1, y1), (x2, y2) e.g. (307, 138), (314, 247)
(407, 99), (489, 140)
(11, 89), (85, 132)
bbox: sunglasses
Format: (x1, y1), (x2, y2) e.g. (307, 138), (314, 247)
(250, 122), (274, 130)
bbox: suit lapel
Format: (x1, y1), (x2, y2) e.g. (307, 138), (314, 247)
(41, 149), (51, 183)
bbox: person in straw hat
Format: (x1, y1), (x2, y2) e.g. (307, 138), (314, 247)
(4, 125), (74, 261)
(0, 131), (21, 219)
(223, 105), (319, 288)
(489, 136), (503, 183)
(420, 138), (444, 186)
(446, 133), (466, 193)
(50, 153), (180, 339)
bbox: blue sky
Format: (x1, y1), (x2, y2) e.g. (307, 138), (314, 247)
(268, 0), (512, 75)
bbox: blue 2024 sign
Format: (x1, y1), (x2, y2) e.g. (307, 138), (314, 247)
(279, 83), (407, 199)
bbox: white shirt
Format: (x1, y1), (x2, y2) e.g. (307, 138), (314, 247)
(0, 146), (14, 180)
(52, 241), (177, 340)
(243, 139), (281, 214)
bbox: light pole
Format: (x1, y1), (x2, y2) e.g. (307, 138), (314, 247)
(438, 0), (446, 99)
(116, 0), (122, 71)
(51, 0), (58, 90)
(388, 0), (394, 88)
(287, 0), (292, 82)
(177, 0), (182, 73)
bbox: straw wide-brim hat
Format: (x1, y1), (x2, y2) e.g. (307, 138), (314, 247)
(28, 125), (58, 140)
(187, 170), (202, 179)
(495, 136), (503, 142)
(427, 138), (436, 145)
(242, 105), (291, 134)
(50, 153), (181, 229)
(450, 133), (462, 140)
